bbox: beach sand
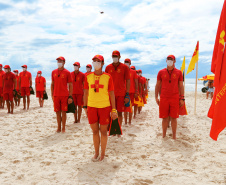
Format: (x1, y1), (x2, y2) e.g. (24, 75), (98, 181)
(0, 90), (226, 185)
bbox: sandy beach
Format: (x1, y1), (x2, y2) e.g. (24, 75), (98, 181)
(0, 90), (226, 185)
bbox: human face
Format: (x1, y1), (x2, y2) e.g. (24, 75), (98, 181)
(92, 59), (103, 70)
(112, 55), (120, 63)
(57, 59), (65, 68)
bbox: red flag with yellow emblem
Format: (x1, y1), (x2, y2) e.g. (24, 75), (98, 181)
(208, 0), (226, 140)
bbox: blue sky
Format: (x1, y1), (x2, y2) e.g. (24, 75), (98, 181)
(0, 0), (224, 78)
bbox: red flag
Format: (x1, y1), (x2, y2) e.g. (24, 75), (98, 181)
(208, 0), (226, 140)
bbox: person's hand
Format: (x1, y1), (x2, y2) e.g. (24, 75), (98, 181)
(44, 91), (46, 94)
(111, 112), (118, 120)
(83, 108), (88, 117)
(52, 96), (54, 102)
(155, 97), (160, 106)
(68, 98), (73, 104)
(179, 99), (185, 107)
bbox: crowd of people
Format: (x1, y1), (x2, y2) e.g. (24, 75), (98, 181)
(0, 50), (185, 162)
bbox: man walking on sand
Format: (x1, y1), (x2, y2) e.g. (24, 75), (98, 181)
(13, 70), (20, 106)
(19, 65), (32, 110)
(155, 55), (184, 140)
(3, 65), (16, 114)
(0, 64), (5, 108)
(51, 56), (73, 133)
(35, 71), (46, 107)
(105, 50), (130, 125)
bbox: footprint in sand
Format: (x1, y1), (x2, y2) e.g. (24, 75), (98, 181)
(128, 133), (136, 137)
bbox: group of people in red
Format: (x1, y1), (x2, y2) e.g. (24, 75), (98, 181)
(51, 50), (149, 161)
(0, 64), (47, 114)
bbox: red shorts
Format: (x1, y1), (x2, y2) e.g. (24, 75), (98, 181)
(159, 98), (179, 119)
(54, 96), (68, 112)
(87, 106), (111, 125)
(21, 87), (30, 96)
(36, 91), (44, 98)
(129, 93), (135, 106)
(0, 87), (3, 97)
(3, 92), (14, 101)
(115, 96), (125, 112)
(72, 94), (83, 106)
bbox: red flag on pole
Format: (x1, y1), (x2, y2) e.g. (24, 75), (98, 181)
(208, 0), (226, 141)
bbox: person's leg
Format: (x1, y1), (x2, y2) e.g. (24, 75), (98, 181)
(27, 96), (30, 110)
(90, 122), (100, 160)
(134, 105), (138, 118)
(56, 111), (62, 132)
(129, 112), (132, 125)
(39, 97), (41, 107)
(138, 106), (141, 114)
(18, 97), (20, 106)
(118, 112), (122, 125)
(171, 118), (177, 140)
(61, 111), (67, 132)
(23, 96), (26, 110)
(162, 117), (169, 138)
(10, 100), (14, 114)
(206, 92), (209, 99)
(211, 92), (213, 99)
(99, 124), (108, 161)
(78, 106), (82, 123)
(42, 99), (44, 107)
(6, 100), (10, 113)
(74, 106), (78, 123)
(0, 96), (2, 108)
(124, 112), (128, 125)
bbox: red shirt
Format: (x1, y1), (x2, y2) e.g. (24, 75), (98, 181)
(127, 69), (138, 93)
(15, 75), (19, 90)
(19, 71), (32, 88)
(157, 68), (183, 98)
(35, 76), (46, 92)
(52, 68), (72, 96)
(3, 72), (16, 93)
(0, 70), (5, 87)
(105, 63), (130, 96)
(71, 71), (85, 95)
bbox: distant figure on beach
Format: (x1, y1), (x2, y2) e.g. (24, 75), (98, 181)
(0, 64), (5, 108)
(155, 55), (184, 140)
(85, 64), (92, 74)
(13, 70), (20, 106)
(3, 65), (16, 114)
(105, 50), (130, 126)
(134, 69), (143, 117)
(206, 80), (214, 99)
(51, 56), (73, 133)
(83, 55), (117, 161)
(35, 71), (46, 107)
(71, 62), (85, 123)
(19, 65), (32, 110)
(124, 59), (138, 125)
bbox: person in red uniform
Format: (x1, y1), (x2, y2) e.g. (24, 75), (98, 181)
(3, 65), (16, 114)
(35, 71), (46, 107)
(105, 50), (130, 125)
(124, 59), (138, 125)
(155, 55), (184, 140)
(0, 64), (5, 108)
(139, 70), (147, 109)
(19, 65), (32, 110)
(85, 64), (92, 74)
(83, 54), (117, 161)
(13, 70), (20, 106)
(137, 69), (145, 114)
(51, 56), (73, 133)
(71, 62), (85, 123)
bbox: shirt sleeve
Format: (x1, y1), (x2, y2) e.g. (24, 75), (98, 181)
(12, 73), (16, 79)
(157, 71), (162, 81)
(105, 66), (108, 73)
(84, 75), (89, 89)
(51, 71), (54, 82)
(179, 71), (183, 81)
(124, 66), (130, 80)
(108, 75), (114, 92)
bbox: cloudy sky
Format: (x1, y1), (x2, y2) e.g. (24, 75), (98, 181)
(0, 0), (224, 78)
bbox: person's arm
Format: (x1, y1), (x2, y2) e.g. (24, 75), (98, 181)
(14, 78), (17, 90)
(30, 76), (32, 87)
(134, 78), (138, 98)
(155, 80), (162, 105)
(126, 79), (130, 93)
(83, 89), (88, 117)
(44, 82), (46, 91)
(51, 80), (54, 101)
(179, 81), (185, 107)
(109, 90), (117, 120)
(19, 77), (21, 91)
(68, 82), (73, 104)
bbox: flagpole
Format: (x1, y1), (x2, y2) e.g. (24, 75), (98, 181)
(194, 60), (198, 114)
(184, 58), (186, 94)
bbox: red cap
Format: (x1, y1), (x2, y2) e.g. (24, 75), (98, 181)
(4, 65), (10, 69)
(138, 69), (142, 73)
(0, 64), (2, 67)
(56, 56), (65, 62)
(124, 58), (131, 64)
(37, 71), (42, 74)
(73, 62), (80, 66)
(92, 55), (104, 62)
(130, 66), (135, 70)
(13, 70), (18, 73)
(112, 50), (120, 57)
(21, 65), (27, 68)
(86, 64), (92, 68)
(167, 55), (176, 60)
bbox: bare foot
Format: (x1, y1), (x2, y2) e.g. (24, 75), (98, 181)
(10, 111), (13, 114)
(77, 120), (80, 123)
(74, 120), (77, 124)
(99, 155), (105, 161)
(92, 153), (99, 162)
(62, 129), (65, 133)
(56, 129), (61, 133)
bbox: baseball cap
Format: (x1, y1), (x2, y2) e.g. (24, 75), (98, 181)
(86, 64), (92, 68)
(21, 65), (27, 68)
(37, 71), (42, 74)
(56, 56), (65, 62)
(112, 50), (120, 57)
(4, 65), (10, 69)
(92, 55), (104, 62)
(73, 62), (80, 66)
(130, 66), (135, 70)
(167, 55), (176, 60)
(124, 58), (131, 64)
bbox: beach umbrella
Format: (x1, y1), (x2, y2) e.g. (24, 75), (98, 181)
(207, 74), (215, 80)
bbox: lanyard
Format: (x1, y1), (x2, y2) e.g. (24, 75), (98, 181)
(167, 68), (174, 83)
(74, 71), (79, 82)
(57, 69), (64, 77)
